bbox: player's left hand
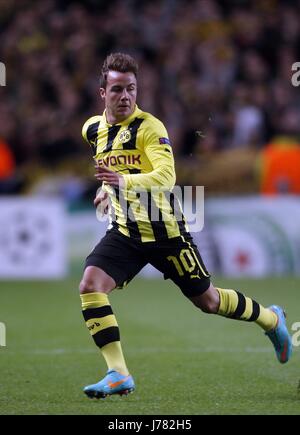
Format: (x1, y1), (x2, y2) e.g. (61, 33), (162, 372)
(94, 165), (125, 188)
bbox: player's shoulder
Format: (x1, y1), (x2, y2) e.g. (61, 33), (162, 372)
(82, 115), (102, 143)
(138, 109), (167, 134)
(82, 115), (102, 132)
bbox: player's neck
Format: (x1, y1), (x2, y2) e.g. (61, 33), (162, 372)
(105, 108), (135, 125)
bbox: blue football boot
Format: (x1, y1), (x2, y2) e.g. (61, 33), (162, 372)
(265, 305), (292, 364)
(84, 370), (135, 399)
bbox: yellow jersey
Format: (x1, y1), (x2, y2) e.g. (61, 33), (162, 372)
(82, 105), (189, 242)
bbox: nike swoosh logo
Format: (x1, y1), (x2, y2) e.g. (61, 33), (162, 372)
(108, 376), (130, 389)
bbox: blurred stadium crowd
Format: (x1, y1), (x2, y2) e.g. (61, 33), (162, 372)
(0, 0), (300, 199)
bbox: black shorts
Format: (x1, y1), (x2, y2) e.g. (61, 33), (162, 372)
(85, 229), (211, 297)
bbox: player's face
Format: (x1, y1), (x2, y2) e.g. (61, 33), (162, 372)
(100, 71), (137, 124)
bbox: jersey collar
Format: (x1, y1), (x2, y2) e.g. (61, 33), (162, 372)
(100, 105), (142, 128)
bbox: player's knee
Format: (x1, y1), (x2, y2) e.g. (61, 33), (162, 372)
(79, 267), (116, 294)
(79, 278), (113, 294)
(79, 278), (97, 294)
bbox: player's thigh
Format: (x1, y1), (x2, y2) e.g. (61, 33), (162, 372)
(83, 230), (147, 291)
(148, 235), (211, 297)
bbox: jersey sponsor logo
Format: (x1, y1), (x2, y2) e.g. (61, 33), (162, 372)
(118, 129), (132, 143)
(159, 137), (171, 145)
(97, 154), (141, 167)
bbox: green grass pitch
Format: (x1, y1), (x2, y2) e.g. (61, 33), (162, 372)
(0, 267), (299, 415)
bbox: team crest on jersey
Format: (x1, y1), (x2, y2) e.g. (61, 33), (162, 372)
(118, 129), (132, 143)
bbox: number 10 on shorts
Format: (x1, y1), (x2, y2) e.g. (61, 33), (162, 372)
(167, 249), (197, 276)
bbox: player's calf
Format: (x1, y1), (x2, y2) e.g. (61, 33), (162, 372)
(189, 284), (220, 314)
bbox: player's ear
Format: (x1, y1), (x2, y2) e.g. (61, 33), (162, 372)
(99, 88), (106, 100)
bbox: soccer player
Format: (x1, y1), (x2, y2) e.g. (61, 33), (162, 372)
(79, 53), (292, 399)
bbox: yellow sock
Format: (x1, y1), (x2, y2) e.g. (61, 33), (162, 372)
(80, 292), (129, 375)
(216, 288), (277, 331)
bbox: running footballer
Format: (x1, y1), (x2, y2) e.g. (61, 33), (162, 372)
(79, 53), (292, 399)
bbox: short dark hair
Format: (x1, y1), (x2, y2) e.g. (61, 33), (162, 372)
(100, 53), (138, 88)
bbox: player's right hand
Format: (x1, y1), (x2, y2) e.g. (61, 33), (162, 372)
(94, 189), (109, 215)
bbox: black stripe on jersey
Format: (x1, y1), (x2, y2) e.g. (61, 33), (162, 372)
(122, 118), (144, 150)
(232, 292), (246, 319)
(114, 187), (142, 241)
(111, 187), (121, 233)
(128, 169), (141, 174)
(104, 125), (122, 152)
(93, 326), (120, 348)
(82, 306), (113, 322)
(86, 121), (100, 154)
(168, 192), (187, 236)
(247, 300), (260, 321)
(139, 192), (169, 241)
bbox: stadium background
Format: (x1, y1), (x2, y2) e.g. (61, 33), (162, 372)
(0, 0), (300, 415)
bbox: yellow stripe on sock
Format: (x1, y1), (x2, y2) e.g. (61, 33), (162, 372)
(80, 292), (109, 310)
(216, 288), (239, 316)
(101, 342), (129, 376)
(241, 297), (253, 320)
(256, 307), (278, 331)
